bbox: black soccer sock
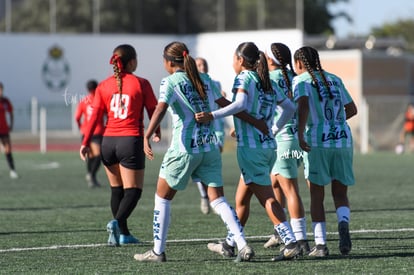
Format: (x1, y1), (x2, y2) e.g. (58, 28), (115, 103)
(110, 186), (124, 218)
(89, 156), (101, 178)
(86, 157), (92, 174)
(6, 153), (15, 170)
(115, 188), (142, 235)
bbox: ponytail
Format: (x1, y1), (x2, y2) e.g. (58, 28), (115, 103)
(164, 42), (206, 100)
(236, 42), (273, 94)
(257, 51), (272, 93)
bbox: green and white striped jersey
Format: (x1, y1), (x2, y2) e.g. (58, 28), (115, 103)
(293, 71), (354, 148)
(159, 71), (221, 153)
(269, 69), (297, 142)
(232, 70), (280, 149)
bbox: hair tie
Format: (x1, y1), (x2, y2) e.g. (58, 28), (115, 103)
(266, 45), (281, 66)
(110, 54), (123, 72)
(182, 51), (188, 57)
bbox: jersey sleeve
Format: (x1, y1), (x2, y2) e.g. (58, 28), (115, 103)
(75, 101), (84, 128)
(140, 77), (158, 117)
(293, 75), (309, 102)
(159, 77), (174, 105)
(338, 78), (353, 105)
(81, 87), (105, 146)
(232, 71), (248, 91)
(210, 80), (222, 102)
(6, 99), (13, 113)
(140, 77), (161, 136)
(272, 80), (288, 104)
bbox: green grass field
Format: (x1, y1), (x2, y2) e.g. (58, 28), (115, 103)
(0, 150), (413, 274)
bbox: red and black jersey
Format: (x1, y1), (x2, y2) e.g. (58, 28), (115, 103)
(0, 97), (13, 134)
(82, 74), (158, 146)
(75, 93), (105, 136)
(404, 106), (414, 133)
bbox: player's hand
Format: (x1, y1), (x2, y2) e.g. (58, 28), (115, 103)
(195, 112), (213, 123)
(152, 133), (161, 143)
(255, 119), (269, 136)
(80, 145), (90, 161)
(299, 139), (311, 152)
(229, 128), (236, 138)
(144, 137), (154, 160)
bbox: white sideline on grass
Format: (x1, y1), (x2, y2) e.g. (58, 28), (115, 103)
(1, 228), (413, 253)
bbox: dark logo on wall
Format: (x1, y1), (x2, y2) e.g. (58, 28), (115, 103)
(42, 45), (70, 92)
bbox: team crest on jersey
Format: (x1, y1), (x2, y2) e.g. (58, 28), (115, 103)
(42, 45), (71, 92)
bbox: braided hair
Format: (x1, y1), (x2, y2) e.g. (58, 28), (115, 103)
(294, 46), (333, 101)
(109, 44), (137, 107)
(270, 43), (296, 98)
(163, 41), (206, 100)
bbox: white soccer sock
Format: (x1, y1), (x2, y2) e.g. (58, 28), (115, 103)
(275, 221), (297, 245)
(290, 217), (307, 241)
(153, 194), (171, 255)
(196, 181), (207, 198)
(312, 221), (326, 245)
(210, 196), (247, 250)
(336, 206), (350, 223)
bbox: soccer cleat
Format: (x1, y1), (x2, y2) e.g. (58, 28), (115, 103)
(235, 245), (255, 262)
(271, 242), (300, 261)
(86, 173), (94, 188)
(207, 241), (235, 257)
(106, 219), (120, 246)
(200, 197), (210, 214)
(395, 144), (404, 155)
(283, 242), (300, 258)
(134, 249), (166, 262)
(338, 221), (352, 255)
(308, 244), (329, 257)
(88, 181), (95, 188)
(120, 234), (140, 245)
(264, 234), (283, 248)
(10, 170), (19, 179)
(86, 174), (100, 188)
(91, 178), (101, 188)
(298, 240), (310, 256)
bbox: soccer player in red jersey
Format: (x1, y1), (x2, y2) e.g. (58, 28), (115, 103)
(0, 82), (18, 179)
(396, 103), (414, 154)
(80, 44), (160, 246)
(75, 80), (104, 188)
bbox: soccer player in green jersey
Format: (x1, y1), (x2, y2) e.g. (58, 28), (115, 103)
(293, 46), (357, 257)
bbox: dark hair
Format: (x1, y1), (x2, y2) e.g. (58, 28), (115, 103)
(293, 46), (333, 101)
(0, 82), (3, 89)
(86, 80), (98, 92)
(270, 43), (296, 98)
(164, 41), (206, 100)
(110, 44), (137, 105)
(195, 57), (209, 73)
(236, 42), (272, 93)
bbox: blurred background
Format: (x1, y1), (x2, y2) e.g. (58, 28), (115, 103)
(0, 0), (413, 153)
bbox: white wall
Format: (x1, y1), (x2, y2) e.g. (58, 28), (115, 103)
(196, 29), (303, 95)
(1, 30), (303, 131)
(0, 33), (177, 107)
(0, 30), (302, 109)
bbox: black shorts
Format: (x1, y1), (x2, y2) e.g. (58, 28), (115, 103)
(81, 134), (103, 145)
(101, 136), (145, 170)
